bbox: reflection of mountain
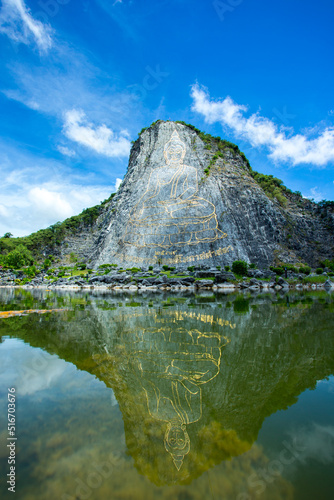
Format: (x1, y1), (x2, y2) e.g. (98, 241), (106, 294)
(1, 291), (334, 485)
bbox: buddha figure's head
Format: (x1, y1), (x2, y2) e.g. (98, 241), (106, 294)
(164, 420), (190, 470)
(164, 130), (186, 166)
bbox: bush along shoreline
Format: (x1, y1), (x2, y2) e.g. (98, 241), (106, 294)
(0, 260), (333, 292)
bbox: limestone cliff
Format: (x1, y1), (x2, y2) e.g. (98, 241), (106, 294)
(61, 120), (334, 268)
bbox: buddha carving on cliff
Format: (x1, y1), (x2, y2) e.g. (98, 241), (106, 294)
(122, 130), (227, 248)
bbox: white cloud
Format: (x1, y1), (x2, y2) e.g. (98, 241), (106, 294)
(2, 41), (140, 129)
(0, 0), (53, 52)
(28, 187), (74, 220)
(0, 182), (117, 237)
(63, 109), (131, 158)
(304, 186), (324, 202)
(0, 182), (116, 237)
(57, 145), (76, 157)
(0, 204), (9, 217)
(115, 178), (122, 190)
(0, 142), (120, 237)
(191, 84), (334, 167)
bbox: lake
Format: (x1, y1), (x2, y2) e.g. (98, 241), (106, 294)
(0, 288), (334, 500)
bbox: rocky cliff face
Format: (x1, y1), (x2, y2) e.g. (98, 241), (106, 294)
(64, 121), (333, 269)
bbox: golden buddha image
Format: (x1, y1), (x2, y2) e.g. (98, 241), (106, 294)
(126, 326), (230, 470)
(122, 130), (227, 248)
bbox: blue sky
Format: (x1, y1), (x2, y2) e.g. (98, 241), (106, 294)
(0, 0), (333, 236)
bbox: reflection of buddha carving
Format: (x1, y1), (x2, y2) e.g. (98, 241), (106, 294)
(122, 130), (227, 248)
(128, 326), (229, 470)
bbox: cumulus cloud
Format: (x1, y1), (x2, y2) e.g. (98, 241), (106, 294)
(115, 178), (122, 190)
(0, 182), (117, 237)
(28, 186), (74, 220)
(0, 0), (53, 52)
(63, 109), (131, 158)
(0, 142), (121, 237)
(191, 84), (334, 167)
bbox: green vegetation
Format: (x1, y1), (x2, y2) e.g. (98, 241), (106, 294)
(43, 258), (52, 270)
(232, 260), (248, 277)
(233, 297), (250, 314)
(316, 268), (324, 275)
(270, 263), (311, 275)
(0, 244), (34, 269)
(175, 120), (251, 165)
(303, 275), (328, 284)
(98, 263), (117, 269)
(249, 172), (290, 207)
(319, 259), (334, 271)
(162, 265), (176, 272)
(0, 194), (116, 265)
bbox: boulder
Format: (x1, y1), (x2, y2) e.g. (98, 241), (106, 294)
(214, 272), (236, 283)
(195, 280), (214, 288)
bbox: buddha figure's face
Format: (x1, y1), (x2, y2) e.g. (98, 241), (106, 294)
(164, 422), (190, 470)
(165, 144), (185, 166)
(166, 424), (188, 450)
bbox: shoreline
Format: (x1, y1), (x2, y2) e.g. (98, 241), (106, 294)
(1, 282), (333, 292)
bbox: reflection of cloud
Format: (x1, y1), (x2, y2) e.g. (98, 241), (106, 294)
(0, 340), (68, 395)
(288, 424), (334, 465)
(0, 0), (53, 52)
(0, 338), (115, 398)
(19, 358), (68, 396)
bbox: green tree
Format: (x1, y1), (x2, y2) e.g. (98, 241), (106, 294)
(232, 260), (248, 276)
(43, 258), (52, 270)
(5, 245), (34, 268)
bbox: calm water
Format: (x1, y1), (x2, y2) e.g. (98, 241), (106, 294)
(0, 289), (334, 500)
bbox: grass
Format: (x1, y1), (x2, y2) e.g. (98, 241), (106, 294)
(160, 271), (189, 278)
(303, 275), (329, 284)
(194, 277), (215, 281)
(68, 269), (89, 277)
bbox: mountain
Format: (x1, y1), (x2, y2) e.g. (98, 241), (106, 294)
(2, 120), (334, 269)
(88, 120), (334, 268)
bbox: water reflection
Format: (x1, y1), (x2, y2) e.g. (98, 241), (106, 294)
(1, 289), (334, 493)
(116, 325), (230, 470)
